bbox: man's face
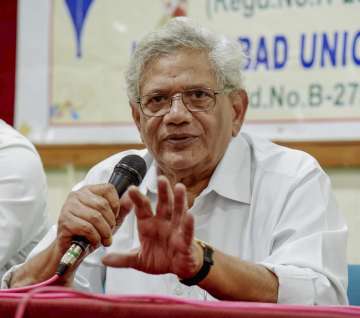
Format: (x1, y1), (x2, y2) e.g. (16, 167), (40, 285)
(131, 49), (247, 177)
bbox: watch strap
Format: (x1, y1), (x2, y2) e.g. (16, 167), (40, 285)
(180, 240), (214, 286)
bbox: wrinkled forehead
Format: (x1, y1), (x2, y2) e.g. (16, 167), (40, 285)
(139, 48), (218, 94)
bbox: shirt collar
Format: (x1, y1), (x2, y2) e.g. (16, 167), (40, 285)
(141, 134), (252, 204)
(206, 134), (251, 204)
(142, 158), (158, 194)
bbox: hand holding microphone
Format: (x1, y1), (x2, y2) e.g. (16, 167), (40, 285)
(56, 155), (147, 276)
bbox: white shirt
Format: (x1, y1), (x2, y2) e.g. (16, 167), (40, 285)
(3, 132), (348, 304)
(0, 120), (49, 280)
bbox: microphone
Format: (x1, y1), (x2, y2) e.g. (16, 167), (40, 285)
(56, 154), (147, 276)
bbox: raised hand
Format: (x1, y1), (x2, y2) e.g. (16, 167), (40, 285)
(102, 176), (203, 279)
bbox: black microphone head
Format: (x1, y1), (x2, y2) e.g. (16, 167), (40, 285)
(114, 154), (147, 186)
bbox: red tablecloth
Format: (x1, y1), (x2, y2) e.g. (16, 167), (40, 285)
(0, 295), (359, 318)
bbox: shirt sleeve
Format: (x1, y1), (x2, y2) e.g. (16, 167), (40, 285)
(0, 144), (49, 272)
(259, 162), (348, 305)
(0, 224), (106, 292)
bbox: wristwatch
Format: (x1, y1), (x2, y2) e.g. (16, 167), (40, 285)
(180, 239), (214, 286)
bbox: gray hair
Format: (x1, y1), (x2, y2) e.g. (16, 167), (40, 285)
(125, 17), (246, 102)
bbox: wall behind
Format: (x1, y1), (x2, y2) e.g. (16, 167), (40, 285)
(45, 166), (360, 264)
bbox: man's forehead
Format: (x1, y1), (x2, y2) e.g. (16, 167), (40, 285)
(139, 50), (217, 93)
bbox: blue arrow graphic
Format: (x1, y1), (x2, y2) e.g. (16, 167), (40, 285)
(64, 0), (94, 58)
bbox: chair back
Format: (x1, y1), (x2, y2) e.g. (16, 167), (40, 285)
(348, 264), (360, 306)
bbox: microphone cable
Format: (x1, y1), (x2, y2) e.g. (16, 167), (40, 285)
(0, 274), (59, 294)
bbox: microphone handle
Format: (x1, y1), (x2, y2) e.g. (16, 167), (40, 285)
(56, 236), (89, 276)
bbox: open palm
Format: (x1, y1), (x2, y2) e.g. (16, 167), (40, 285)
(103, 176), (201, 279)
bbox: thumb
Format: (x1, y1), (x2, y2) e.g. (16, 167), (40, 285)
(113, 192), (134, 234)
(102, 249), (139, 268)
(116, 192), (133, 224)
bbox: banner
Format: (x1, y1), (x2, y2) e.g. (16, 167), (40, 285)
(15, 0), (360, 143)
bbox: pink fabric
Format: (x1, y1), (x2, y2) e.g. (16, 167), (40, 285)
(0, 291), (359, 318)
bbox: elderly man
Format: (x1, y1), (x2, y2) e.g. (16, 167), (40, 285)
(4, 18), (347, 304)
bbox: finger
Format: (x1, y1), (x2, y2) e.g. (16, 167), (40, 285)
(102, 250), (139, 268)
(115, 191), (133, 227)
(128, 186), (153, 219)
(172, 183), (187, 228)
(182, 213), (194, 247)
(67, 203), (113, 246)
(170, 213), (194, 255)
(60, 212), (103, 248)
(77, 190), (116, 229)
(85, 184), (120, 218)
(156, 176), (174, 219)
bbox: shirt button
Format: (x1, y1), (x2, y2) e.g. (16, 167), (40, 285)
(174, 284), (184, 295)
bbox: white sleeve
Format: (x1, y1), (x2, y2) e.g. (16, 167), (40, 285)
(1, 225), (106, 292)
(260, 164), (348, 305)
(0, 225), (57, 289)
(1, 168), (110, 292)
(0, 144), (49, 272)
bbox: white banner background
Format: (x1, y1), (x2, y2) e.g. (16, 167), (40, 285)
(15, 0), (360, 143)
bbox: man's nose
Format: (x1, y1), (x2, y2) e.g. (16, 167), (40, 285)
(170, 93), (182, 104)
(169, 94), (188, 113)
(163, 94), (192, 123)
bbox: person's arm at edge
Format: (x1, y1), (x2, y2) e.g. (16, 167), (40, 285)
(0, 145), (48, 270)
(9, 240), (76, 288)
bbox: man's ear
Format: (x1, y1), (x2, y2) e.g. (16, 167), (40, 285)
(230, 89), (248, 137)
(130, 102), (141, 132)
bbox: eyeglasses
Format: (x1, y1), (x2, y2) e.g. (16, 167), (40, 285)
(136, 88), (225, 117)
